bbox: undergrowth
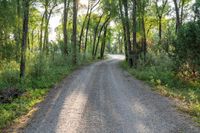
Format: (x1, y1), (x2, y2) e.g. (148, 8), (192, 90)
(0, 53), (94, 129)
(121, 51), (200, 124)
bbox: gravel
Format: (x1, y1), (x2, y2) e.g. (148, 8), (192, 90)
(20, 55), (200, 133)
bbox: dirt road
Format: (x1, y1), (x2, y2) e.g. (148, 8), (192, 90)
(22, 55), (199, 133)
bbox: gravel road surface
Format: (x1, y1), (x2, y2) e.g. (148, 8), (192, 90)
(21, 55), (200, 133)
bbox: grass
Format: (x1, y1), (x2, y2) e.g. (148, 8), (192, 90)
(0, 54), (96, 130)
(120, 60), (200, 124)
(0, 65), (75, 130)
(0, 89), (48, 129)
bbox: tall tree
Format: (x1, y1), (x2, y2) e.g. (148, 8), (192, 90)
(79, 1), (90, 52)
(43, 0), (57, 53)
(173, 0), (181, 32)
(154, 0), (168, 42)
(15, 0), (22, 61)
(138, 0), (148, 61)
(94, 16), (110, 57)
(72, 0), (78, 64)
(39, 10), (45, 50)
(63, 0), (70, 55)
(119, 0), (128, 61)
(84, 0), (100, 53)
(173, 0), (189, 32)
(132, 0), (137, 49)
(123, 0), (133, 66)
(92, 13), (104, 57)
(20, 0), (30, 78)
(100, 23), (109, 59)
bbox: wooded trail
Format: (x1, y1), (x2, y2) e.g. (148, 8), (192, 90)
(21, 55), (199, 133)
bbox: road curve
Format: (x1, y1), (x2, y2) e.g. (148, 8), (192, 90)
(21, 55), (199, 133)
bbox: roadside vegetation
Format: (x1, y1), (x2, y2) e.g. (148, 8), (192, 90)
(121, 50), (200, 124)
(0, 54), (93, 129)
(120, 1), (200, 122)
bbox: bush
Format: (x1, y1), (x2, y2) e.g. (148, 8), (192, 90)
(174, 21), (200, 77)
(28, 54), (50, 78)
(0, 61), (19, 89)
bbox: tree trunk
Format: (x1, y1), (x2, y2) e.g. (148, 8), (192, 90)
(94, 16), (110, 58)
(63, 0), (70, 55)
(123, 0), (132, 66)
(42, 0), (48, 51)
(16, 0), (21, 61)
(155, 0), (168, 43)
(72, 0), (77, 64)
(142, 16), (147, 61)
(30, 29), (33, 51)
(92, 13), (104, 57)
(84, 0), (100, 53)
(28, 33), (30, 50)
(43, 5), (56, 54)
(173, 0), (181, 32)
(79, 3), (89, 52)
(100, 24), (108, 59)
(119, 0), (128, 61)
(39, 12), (45, 51)
(180, 0), (185, 24)
(20, 0), (29, 78)
(84, 10), (92, 53)
(132, 0), (137, 49)
(158, 16), (162, 43)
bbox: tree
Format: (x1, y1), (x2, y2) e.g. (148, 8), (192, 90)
(94, 16), (110, 57)
(138, 0), (148, 61)
(92, 13), (104, 57)
(154, 0), (168, 42)
(173, 0), (191, 32)
(84, 0), (100, 53)
(20, 0), (30, 78)
(119, 0), (128, 60)
(132, 0), (137, 49)
(72, 0), (78, 64)
(79, 1), (90, 52)
(173, 0), (181, 32)
(122, 0), (133, 66)
(100, 23), (109, 59)
(63, 0), (70, 55)
(15, 0), (22, 61)
(43, 0), (57, 54)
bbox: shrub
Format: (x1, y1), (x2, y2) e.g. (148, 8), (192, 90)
(28, 54), (50, 78)
(174, 21), (200, 78)
(0, 61), (19, 89)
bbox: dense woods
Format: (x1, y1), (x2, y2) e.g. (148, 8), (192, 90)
(0, 0), (200, 129)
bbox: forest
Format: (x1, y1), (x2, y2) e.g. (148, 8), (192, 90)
(0, 0), (200, 130)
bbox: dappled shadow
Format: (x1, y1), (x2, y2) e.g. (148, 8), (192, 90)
(22, 61), (97, 132)
(22, 56), (200, 133)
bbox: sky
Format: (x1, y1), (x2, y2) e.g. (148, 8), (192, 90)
(48, 0), (195, 41)
(49, 12), (62, 41)
(49, 0), (89, 41)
